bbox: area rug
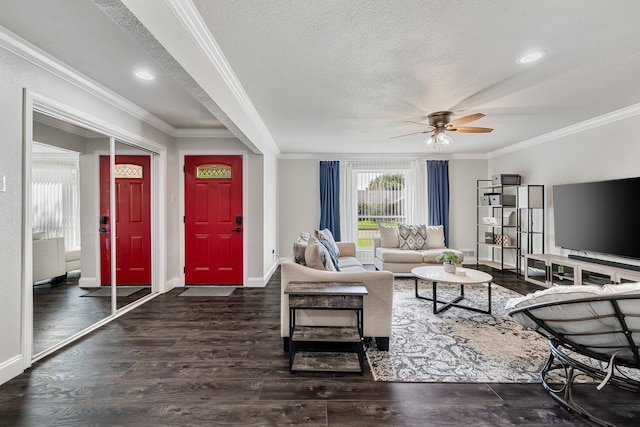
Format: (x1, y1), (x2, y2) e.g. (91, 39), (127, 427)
(365, 278), (549, 382)
(81, 286), (146, 297)
(178, 286), (237, 297)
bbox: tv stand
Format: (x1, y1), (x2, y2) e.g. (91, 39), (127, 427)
(567, 254), (640, 272)
(525, 254), (640, 288)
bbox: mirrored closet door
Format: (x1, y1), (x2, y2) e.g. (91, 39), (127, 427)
(30, 111), (157, 359)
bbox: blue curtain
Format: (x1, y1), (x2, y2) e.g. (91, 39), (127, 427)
(319, 161), (341, 241)
(427, 160), (449, 246)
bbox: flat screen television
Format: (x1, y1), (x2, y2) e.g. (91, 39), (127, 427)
(553, 177), (640, 259)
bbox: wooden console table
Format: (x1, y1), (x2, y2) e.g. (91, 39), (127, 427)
(284, 281), (368, 374)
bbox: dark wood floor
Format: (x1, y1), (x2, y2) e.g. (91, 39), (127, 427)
(33, 271), (151, 354)
(1, 266), (639, 426)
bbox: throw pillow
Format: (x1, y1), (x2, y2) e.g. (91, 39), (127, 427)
(425, 225), (446, 248)
(293, 232), (310, 264)
(378, 224), (400, 248)
(305, 237), (337, 271)
(320, 239), (341, 271)
(315, 228), (340, 257)
(398, 224), (428, 250)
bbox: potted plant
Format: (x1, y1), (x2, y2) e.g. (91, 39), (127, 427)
(436, 250), (460, 273)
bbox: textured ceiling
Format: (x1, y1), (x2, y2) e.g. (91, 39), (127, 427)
(192, 0), (640, 154)
(2, 0), (640, 155)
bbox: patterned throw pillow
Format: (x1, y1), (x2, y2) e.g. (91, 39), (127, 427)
(398, 224), (428, 250)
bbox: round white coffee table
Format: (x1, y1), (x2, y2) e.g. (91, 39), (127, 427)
(411, 266), (493, 314)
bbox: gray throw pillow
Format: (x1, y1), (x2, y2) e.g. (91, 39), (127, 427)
(293, 232), (310, 264)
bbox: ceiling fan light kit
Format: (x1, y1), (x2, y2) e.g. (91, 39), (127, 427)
(425, 129), (452, 147)
(393, 110), (493, 149)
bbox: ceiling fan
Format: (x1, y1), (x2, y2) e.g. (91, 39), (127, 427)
(391, 111), (493, 148)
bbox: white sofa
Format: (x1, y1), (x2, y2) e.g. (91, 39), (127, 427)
(281, 240), (394, 351)
(32, 235), (81, 283)
(373, 224), (464, 274)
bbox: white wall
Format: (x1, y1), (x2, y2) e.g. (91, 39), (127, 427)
(489, 112), (640, 267)
(448, 159), (489, 255)
(0, 42), (173, 384)
(278, 159), (321, 258)
(278, 158), (488, 260)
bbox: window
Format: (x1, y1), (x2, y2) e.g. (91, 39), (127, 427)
(342, 160), (428, 262)
(32, 149), (81, 248)
(356, 168), (407, 248)
(343, 161), (413, 251)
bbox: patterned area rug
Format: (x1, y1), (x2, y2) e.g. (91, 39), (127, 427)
(365, 278), (549, 382)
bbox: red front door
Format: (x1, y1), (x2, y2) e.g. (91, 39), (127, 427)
(100, 155), (152, 285)
(184, 155), (243, 285)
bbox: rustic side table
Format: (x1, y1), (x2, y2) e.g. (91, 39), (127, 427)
(284, 281), (368, 373)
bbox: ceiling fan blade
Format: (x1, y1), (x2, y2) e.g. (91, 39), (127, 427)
(403, 121), (435, 130)
(446, 113), (485, 128)
(389, 130), (432, 139)
(448, 126), (493, 133)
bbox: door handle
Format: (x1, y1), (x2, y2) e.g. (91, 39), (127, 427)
(99, 216), (109, 233)
(232, 228), (242, 233)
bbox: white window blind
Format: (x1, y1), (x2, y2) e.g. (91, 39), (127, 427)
(342, 161), (411, 251)
(32, 153), (81, 248)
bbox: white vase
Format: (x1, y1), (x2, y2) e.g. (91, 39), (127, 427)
(443, 262), (456, 273)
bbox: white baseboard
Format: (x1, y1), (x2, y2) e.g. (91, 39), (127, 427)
(165, 277), (181, 292)
(245, 260), (279, 287)
(78, 276), (99, 288)
(0, 354), (25, 386)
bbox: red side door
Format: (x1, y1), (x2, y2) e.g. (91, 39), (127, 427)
(184, 155), (243, 285)
(100, 155), (151, 285)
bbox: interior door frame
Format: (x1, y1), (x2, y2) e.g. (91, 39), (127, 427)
(179, 150), (248, 287)
(21, 90), (167, 367)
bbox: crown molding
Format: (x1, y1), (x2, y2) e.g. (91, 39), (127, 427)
(0, 25), (176, 137)
(29, 90), (166, 154)
(166, 0), (280, 155)
(278, 152), (488, 161)
(174, 128), (236, 138)
(488, 102), (640, 159)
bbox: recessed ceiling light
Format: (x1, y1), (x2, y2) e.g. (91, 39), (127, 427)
(518, 51), (544, 64)
(134, 70), (155, 81)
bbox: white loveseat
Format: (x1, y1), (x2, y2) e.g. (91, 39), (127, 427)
(281, 233), (394, 351)
(373, 224), (464, 274)
(33, 237), (67, 283)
